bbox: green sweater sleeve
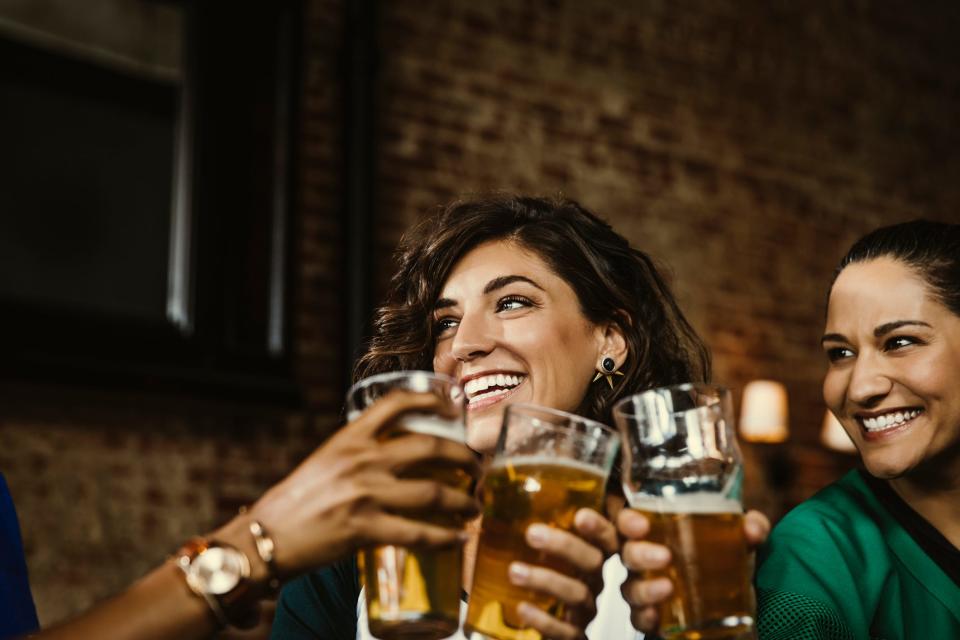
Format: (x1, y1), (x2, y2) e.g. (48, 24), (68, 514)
(755, 479), (889, 640)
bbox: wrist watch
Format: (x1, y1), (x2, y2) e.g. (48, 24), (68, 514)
(175, 537), (252, 627)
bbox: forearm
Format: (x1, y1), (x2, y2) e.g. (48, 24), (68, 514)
(35, 561), (216, 640)
(34, 514), (271, 640)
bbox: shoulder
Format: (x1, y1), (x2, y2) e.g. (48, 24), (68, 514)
(761, 470), (887, 564)
(271, 556), (360, 640)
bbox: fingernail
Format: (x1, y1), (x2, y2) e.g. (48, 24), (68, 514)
(649, 579), (673, 599)
(645, 546), (670, 563)
(516, 601), (535, 622)
(575, 509), (597, 533)
(509, 562), (531, 585)
(526, 524), (548, 547)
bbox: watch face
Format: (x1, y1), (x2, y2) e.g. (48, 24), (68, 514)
(191, 547), (245, 595)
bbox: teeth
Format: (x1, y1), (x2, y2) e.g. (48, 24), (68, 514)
(862, 409), (921, 432)
(464, 373), (525, 401)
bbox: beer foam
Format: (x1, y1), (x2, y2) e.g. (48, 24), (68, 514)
(626, 492), (741, 514)
(399, 414), (466, 443)
(490, 455), (606, 476)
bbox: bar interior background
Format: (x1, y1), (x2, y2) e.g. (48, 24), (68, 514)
(0, 0), (958, 626)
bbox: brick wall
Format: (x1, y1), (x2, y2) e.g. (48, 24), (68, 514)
(3, 0), (959, 626)
(370, 0), (960, 507)
(0, 0), (345, 625)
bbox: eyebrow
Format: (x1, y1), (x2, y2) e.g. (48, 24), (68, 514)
(483, 274), (544, 295)
(873, 320), (932, 337)
(433, 275), (545, 310)
(820, 320), (932, 345)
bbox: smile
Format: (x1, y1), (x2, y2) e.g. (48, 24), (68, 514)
(463, 373), (526, 409)
(857, 408), (923, 434)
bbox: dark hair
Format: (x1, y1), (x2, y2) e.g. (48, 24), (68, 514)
(831, 219), (960, 316)
(355, 194), (710, 426)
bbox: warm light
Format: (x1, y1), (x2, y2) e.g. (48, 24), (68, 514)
(739, 380), (789, 443)
(821, 410), (857, 453)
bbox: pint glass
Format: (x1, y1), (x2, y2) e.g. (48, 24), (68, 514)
(614, 384), (756, 640)
(464, 404), (620, 640)
(347, 371), (471, 640)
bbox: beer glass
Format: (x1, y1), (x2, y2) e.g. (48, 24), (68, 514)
(614, 384), (756, 640)
(347, 371), (471, 640)
(464, 404), (620, 640)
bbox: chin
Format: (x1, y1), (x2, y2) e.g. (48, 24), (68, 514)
(861, 455), (909, 480)
(465, 411), (504, 456)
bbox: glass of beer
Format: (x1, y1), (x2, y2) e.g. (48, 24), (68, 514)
(347, 371), (472, 640)
(464, 404), (620, 640)
(614, 384), (756, 640)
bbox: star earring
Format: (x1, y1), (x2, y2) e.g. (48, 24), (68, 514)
(592, 356), (624, 388)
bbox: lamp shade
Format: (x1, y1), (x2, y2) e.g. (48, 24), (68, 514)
(739, 380), (789, 443)
(821, 410), (857, 453)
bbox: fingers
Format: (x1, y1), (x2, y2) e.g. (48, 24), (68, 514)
(525, 524), (604, 575)
(349, 390), (454, 439)
(621, 540), (670, 571)
(516, 601), (587, 640)
(379, 433), (480, 477)
(376, 478), (479, 517)
(573, 509), (619, 556)
(364, 512), (466, 549)
(744, 510), (771, 548)
(629, 603), (661, 635)
(621, 575), (673, 610)
(508, 562), (596, 614)
(616, 508), (650, 540)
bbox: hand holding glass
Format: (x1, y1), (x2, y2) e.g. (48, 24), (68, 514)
(347, 371), (472, 640)
(464, 404), (620, 640)
(614, 384), (756, 640)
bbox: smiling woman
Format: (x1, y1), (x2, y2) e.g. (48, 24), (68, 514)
(270, 194), (723, 640)
(755, 220), (960, 639)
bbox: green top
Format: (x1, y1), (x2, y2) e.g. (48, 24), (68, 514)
(755, 470), (960, 640)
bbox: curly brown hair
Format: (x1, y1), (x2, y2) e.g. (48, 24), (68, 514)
(355, 194), (710, 425)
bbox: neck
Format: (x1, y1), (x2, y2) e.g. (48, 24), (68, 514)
(887, 456), (960, 550)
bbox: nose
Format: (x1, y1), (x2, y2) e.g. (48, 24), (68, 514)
(450, 308), (495, 362)
(846, 351), (893, 407)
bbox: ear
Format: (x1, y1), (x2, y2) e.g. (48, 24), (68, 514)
(593, 318), (628, 368)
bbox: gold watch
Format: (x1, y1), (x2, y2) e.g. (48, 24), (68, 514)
(175, 537), (252, 627)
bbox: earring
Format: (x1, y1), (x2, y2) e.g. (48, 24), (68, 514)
(592, 356), (624, 388)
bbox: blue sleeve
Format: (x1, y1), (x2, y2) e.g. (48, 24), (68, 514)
(0, 473), (39, 639)
(271, 556), (360, 640)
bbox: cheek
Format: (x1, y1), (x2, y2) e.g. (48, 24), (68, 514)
(432, 346), (454, 375)
(822, 370), (845, 411)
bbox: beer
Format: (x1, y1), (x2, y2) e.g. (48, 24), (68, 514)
(616, 384), (756, 640)
(361, 412), (472, 640)
(630, 494), (755, 640)
(464, 456), (608, 640)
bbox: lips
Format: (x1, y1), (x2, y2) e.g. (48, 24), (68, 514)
(855, 407), (923, 440)
(461, 372), (526, 410)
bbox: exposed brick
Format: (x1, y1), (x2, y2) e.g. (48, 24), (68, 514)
(6, 0), (960, 626)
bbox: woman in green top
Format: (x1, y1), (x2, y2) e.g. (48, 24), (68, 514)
(756, 220), (960, 638)
(619, 219), (960, 639)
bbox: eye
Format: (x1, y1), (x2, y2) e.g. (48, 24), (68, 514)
(496, 295), (535, 313)
(883, 335), (920, 351)
(434, 316), (459, 336)
(825, 346), (854, 363)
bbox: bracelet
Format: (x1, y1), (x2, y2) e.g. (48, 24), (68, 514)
(249, 520), (281, 594)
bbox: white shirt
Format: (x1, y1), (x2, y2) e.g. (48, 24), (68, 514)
(357, 555), (641, 639)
